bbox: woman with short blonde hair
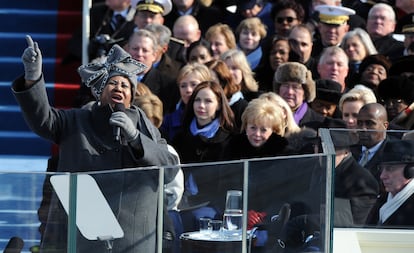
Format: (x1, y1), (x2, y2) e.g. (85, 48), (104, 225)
(339, 85), (377, 129)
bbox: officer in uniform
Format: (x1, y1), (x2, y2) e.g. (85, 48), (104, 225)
(311, 5), (355, 58)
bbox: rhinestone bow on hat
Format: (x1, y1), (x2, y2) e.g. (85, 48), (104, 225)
(77, 44), (147, 100)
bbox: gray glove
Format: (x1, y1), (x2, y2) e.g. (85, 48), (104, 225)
(21, 35), (42, 81)
(109, 111), (139, 142)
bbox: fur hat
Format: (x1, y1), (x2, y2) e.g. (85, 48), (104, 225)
(274, 62), (316, 102)
(78, 44), (146, 101)
(359, 54), (391, 75)
(378, 76), (414, 105)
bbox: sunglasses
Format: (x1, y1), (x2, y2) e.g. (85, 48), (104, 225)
(276, 17), (297, 24)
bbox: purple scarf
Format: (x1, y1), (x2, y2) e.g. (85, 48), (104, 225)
(293, 102), (308, 125)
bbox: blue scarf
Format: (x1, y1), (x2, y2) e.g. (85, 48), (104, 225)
(190, 118), (220, 138)
(244, 45), (263, 70)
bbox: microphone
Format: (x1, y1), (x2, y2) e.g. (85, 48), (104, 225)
(4, 237), (24, 253)
(113, 103), (125, 142)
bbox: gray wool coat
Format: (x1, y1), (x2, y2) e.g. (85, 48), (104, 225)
(12, 76), (179, 253)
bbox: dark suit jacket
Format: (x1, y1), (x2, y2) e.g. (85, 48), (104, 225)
(164, 1), (225, 34)
(351, 138), (388, 183)
(68, 3), (135, 61)
(142, 67), (179, 114)
(373, 34), (405, 62)
(299, 105), (325, 130)
(335, 155), (379, 226)
(156, 54), (183, 83)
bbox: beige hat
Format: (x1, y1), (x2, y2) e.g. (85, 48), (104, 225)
(273, 62), (316, 102)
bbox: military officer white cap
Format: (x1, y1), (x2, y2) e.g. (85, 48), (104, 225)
(315, 5), (356, 25)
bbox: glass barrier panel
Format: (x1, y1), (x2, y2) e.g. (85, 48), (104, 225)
(0, 152), (335, 253)
(327, 128), (414, 231)
(178, 152), (332, 253)
(0, 156), (69, 253)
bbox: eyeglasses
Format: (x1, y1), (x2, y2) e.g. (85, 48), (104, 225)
(276, 17), (297, 24)
(279, 83), (303, 91)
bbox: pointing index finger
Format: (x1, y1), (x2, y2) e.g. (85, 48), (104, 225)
(25, 35), (34, 48)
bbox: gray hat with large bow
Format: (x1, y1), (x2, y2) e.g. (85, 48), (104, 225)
(78, 44), (147, 100)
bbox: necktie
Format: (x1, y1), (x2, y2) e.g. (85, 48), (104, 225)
(359, 149), (370, 167)
(111, 14), (124, 31)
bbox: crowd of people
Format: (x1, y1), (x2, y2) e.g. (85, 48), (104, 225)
(13, 0), (414, 252)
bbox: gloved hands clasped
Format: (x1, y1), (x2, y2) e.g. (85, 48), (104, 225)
(109, 111), (139, 142)
(21, 35), (42, 81)
(248, 210), (267, 230)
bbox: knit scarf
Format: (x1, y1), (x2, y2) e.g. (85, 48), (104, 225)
(190, 118), (220, 139)
(379, 179), (414, 224)
(293, 102), (308, 125)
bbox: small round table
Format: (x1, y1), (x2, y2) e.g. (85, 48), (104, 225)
(180, 231), (252, 253)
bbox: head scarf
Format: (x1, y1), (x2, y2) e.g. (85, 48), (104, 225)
(77, 44), (147, 100)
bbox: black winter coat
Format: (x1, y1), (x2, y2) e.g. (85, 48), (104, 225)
(366, 189), (414, 228)
(224, 132), (288, 160)
(334, 155), (379, 226)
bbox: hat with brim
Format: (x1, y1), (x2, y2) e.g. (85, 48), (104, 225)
(331, 130), (351, 149)
(380, 140), (414, 164)
(389, 55), (414, 76)
(315, 79), (343, 104)
(315, 5), (355, 25)
(396, 13), (414, 34)
(237, 0), (262, 11)
(136, 0), (172, 16)
(378, 76), (414, 105)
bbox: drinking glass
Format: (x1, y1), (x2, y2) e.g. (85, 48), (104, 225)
(199, 217), (212, 234)
(223, 190), (243, 238)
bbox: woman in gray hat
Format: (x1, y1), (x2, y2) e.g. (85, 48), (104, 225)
(12, 35), (178, 253)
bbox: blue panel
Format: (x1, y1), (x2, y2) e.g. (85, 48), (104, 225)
(0, 33), (57, 58)
(0, 2), (59, 10)
(0, 10), (58, 33)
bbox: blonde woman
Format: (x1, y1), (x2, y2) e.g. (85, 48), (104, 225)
(339, 85), (377, 129)
(221, 49), (260, 101)
(236, 17), (267, 71)
(259, 92), (318, 154)
(224, 97), (288, 160)
(258, 92), (301, 136)
(205, 23), (237, 59)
